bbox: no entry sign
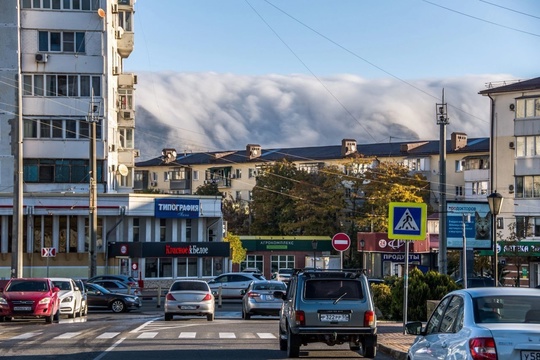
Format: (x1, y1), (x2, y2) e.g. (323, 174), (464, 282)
(332, 233), (351, 252)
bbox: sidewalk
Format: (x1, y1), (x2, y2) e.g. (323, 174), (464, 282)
(377, 321), (414, 360)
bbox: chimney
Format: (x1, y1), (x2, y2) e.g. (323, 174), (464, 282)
(341, 139), (357, 157)
(161, 148), (177, 163)
(400, 142), (428, 153)
(246, 144), (261, 159)
(451, 132), (467, 150)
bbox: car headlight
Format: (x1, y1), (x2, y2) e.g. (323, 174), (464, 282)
(125, 297), (137, 302)
(61, 296), (73, 303)
(39, 297), (51, 305)
(0, 297), (7, 305)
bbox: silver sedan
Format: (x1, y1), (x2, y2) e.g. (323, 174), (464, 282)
(164, 280), (215, 321)
(406, 287), (540, 360)
(242, 280), (286, 319)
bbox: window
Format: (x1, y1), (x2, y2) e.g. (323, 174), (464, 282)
(403, 158), (430, 172)
(515, 176), (540, 198)
(177, 258), (197, 277)
(24, 159), (102, 183)
(298, 162), (323, 174)
(471, 181), (488, 196)
(23, 74), (100, 97)
(170, 167), (187, 181)
(119, 128), (133, 149)
(23, 0), (99, 9)
(248, 168), (257, 178)
(235, 169), (241, 179)
(516, 97), (540, 119)
(118, 89), (133, 110)
(455, 186), (463, 197)
(515, 216), (540, 238)
(235, 191), (242, 201)
(439, 296), (463, 333)
(193, 170), (199, 181)
(241, 255), (263, 273)
(23, 118), (101, 140)
(516, 136), (540, 157)
(426, 296), (451, 335)
(271, 255), (294, 274)
(38, 31), (85, 53)
(118, 10), (133, 31)
(455, 160), (464, 172)
(464, 156), (489, 170)
(83, 216), (103, 252)
(159, 218), (166, 242)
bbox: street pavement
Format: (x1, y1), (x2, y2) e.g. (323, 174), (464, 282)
(140, 297), (414, 359)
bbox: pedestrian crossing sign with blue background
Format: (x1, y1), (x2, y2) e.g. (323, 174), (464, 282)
(388, 202), (427, 240)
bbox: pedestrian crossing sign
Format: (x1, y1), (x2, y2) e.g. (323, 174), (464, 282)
(388, 202), (427, 240)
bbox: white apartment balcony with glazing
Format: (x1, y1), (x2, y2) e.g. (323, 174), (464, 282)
(113, 0), (135, 58)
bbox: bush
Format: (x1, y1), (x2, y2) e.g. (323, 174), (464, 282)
(371, 283), (392, 320)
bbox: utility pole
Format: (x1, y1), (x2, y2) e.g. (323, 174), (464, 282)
(437, 89), (449, 275)
(88, 95), (100, 278)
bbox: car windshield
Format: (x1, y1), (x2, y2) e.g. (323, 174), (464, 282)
(6, 280), (49, 292)
(253, 283), (287, 291)
(170, 282), (208, 291)
(474, 295), (540, 323)
(304, 279), (363, 300)
(279, 269), (293, 275)
(88, 283), (112, 294)
(53, 281), (72, 291)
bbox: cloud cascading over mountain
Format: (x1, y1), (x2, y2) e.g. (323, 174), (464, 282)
(134, 72), (514, 160)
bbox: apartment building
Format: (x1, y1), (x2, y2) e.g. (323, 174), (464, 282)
(480, 76), (540, 287)
(0, 1), (225, 283)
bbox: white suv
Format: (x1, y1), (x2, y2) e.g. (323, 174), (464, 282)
(208, 272), (265, 299)
(50, 278), (83, 318)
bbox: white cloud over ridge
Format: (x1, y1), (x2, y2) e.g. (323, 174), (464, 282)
(134, 72), (513, 160)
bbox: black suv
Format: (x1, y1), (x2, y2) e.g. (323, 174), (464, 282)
(275, 269), (377, 358)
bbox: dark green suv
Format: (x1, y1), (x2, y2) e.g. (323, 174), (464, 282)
(275, 269), (377, 358)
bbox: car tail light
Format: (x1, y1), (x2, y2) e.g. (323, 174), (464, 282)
(202, 293), (213, 301)
(247, 291), (260, 298)
(165, 293), (175, 301)
(364, 310), (375, 327)
(469, 337), (497, 360)
(295, 310), (305, 326)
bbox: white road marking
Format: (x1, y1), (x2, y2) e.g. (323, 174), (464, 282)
(137, 332), (158, 339)
(179, 332), (197, 338)
(96, 332), (120, 339)
(219, 332), (236, 339)
(54, 332), (82, 339)
(257, 333), (277, 339)
(93, 337), (126, 360)
(11, 332), (41, 340)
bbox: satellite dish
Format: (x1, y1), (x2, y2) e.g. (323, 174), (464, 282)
(118, 164), (129, 176)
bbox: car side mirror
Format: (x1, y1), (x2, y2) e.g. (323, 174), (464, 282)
(52, 286), (60, 293)
(240, 289), (247, 295)
(405, 321), (424, 336)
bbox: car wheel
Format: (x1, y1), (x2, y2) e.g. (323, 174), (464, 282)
(82, 304), (88, 316)
(362, 343), (376, 359)
(286, 326), (300, 358)
(110, 300), (126, 313)
(45, 312), (54, 324)
(53, 309), (60, 323)
(164, 313), (173, 321)
(243, 308), (251, 320)
(68, 309), (75, 319)
(349, 342), (360, 351)
(207, 313), (214, 321)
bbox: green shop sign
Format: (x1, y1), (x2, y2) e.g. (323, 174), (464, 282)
(239, 236), (332, 252)
(479, 241), (540, 257)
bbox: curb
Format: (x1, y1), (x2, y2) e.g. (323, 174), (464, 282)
(379, 344), (407, 360)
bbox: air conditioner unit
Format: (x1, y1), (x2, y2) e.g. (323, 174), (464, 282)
(109, 144), (116, 152)
(150, 181), (157, 187)
(112, 66), (120, 75)
(509, 141), (515, 149)
(252, 170), (258, 176)
(134, 149), (140, 158)
(509, 184), (515, 193)
(121, 110), (133, 119)
(115, 30), (122, 39)
(112, 4), (118, 13)
(133, 75), (138, 84)
(509, 103), (515, 111)
(35, 53), (48, 63)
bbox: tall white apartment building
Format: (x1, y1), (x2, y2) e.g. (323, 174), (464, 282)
(0, 1), (225, 282)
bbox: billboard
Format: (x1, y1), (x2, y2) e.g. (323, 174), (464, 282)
(447, 201), (492, 249)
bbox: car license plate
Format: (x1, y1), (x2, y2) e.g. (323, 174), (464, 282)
(262, 295), (274, 301)
(320, 313), (349, 322)
(14, 306), (32, 311)
(521, 350), (540, 360)
(180, 305), (197, 310)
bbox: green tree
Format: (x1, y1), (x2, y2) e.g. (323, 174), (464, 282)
(194, 182), (223, 196)
(223, 232), (247, 264)
(222, 195), (251, 235)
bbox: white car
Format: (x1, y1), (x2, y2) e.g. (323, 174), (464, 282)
(406, 287), (540, 360)
(164, 280), (215, 321)
(50, 278), (83, 318)
(208, 272), (265, 299)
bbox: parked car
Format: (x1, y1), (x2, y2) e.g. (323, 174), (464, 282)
(88, 279), (141, 296)
(0, 278), (60, 323)
(241, 280), (286, 319)
(208, 272), (265, 299)
(87, 275), (139, 288)
(164, 280), (215, 321)
(50, 277), (83, 318)
(275, 269), (377, 358)
(455, 277), (500, 288)
(85, 283), (142, 313)
(406, 287), (540, 360)
(74, 279), (88, 316)
(275, 268), (293, 283)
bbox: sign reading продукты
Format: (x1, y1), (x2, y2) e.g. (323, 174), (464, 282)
(155, 198), (200, 219)
(388, 202), (427, 240)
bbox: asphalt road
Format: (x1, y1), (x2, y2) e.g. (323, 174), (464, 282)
(0, 300), (395, 360)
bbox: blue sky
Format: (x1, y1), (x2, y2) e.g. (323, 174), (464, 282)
(126, 0), (539, 80)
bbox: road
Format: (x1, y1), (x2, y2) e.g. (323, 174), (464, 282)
(0, 300), (395, 360)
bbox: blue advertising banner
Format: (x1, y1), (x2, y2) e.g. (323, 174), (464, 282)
(155, 198), (200, 219)
(446, 201), (491, 249)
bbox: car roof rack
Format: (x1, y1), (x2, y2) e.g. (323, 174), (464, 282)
(293, 268), (366, 279)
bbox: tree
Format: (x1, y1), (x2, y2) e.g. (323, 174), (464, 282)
(222, 194), (251, 235)
(194, 182), (223, 196)
(223, 232), (247, 265)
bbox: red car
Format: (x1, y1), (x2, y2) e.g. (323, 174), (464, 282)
(0, 278), (60, 323)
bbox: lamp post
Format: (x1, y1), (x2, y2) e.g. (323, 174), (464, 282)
(487, 192), (504, 286)
(360, 239), (365, 270)
(311, 240), (318, 269)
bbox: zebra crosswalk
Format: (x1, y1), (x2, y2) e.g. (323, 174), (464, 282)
(0, 330), (278, 342)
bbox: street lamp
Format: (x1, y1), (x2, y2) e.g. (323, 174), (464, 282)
(311, 240), (318, 269)
(360, 239), (365, 270)
(487, 192), (504, 286)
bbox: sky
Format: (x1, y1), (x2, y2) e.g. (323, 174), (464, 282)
(124, 1), (540, 159)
